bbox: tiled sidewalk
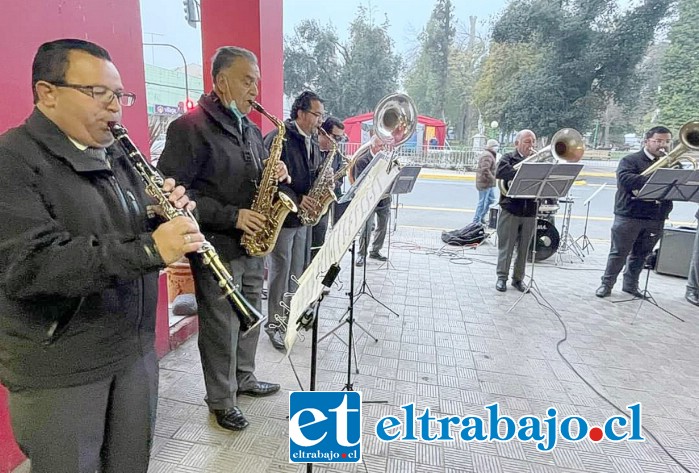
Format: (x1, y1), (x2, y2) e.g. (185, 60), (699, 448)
(149, 228), (699, 473)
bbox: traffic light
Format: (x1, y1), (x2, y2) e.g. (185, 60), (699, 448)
(183, 0), (200, 28)
(185, 98), (195, 111)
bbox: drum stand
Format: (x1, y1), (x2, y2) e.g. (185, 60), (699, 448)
(555, 196), (585, 264)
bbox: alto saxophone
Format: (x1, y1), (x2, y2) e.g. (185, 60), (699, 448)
(108, 122), (264, 335)
(241, 101), (298, 257)
(298, 127), (340, 226)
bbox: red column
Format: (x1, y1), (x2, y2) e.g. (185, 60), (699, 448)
(201, 0), (284, 134)
(0, 2), (149, 471)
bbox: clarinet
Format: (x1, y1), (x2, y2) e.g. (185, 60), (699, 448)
(109, 122), (264, 335)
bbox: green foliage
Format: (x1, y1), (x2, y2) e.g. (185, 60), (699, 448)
(657, 0), (699, 132)
(483, 0), (672, 139)
(405, 0), (455, 120)
(283, 7), (402, 119)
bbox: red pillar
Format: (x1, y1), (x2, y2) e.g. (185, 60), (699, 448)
(201, 0), (284, 134)
(0, 2), (149, 471)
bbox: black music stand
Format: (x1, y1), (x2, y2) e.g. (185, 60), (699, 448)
(390, 165), (422, 233)
(506, 162), (583, 314)
(611, 168), (699, 323)
(576, 183), (607, 254)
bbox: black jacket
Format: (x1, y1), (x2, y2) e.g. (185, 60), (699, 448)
(157, 92), (268, 259)
(496, 151), (537, 217)
(614, 149), (672, 220)
(0, 109), (164, 390)
(264, 120), (322, 227)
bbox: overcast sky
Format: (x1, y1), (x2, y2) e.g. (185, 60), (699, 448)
(139, 0), (636, 70)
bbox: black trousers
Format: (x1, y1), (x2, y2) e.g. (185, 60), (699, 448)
(9, 351), (158, 473)
(191, 254), (263, 409)
(601, 215), (664, 289)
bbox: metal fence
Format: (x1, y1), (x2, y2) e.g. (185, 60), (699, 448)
(342, 143), (482, 171)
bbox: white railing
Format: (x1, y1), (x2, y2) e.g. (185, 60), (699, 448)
(341, 143), (481, 171)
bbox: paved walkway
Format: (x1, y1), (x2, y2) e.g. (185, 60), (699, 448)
(147, 226), (699, 473)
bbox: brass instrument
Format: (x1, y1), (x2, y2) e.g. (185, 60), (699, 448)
(348, 93), (418, 183)
(640, 121), (699, 176)
(298, 127), (339, 226)
(109, 123), (264, 335)
(241, 101), (298, 257)
(497, 128), (585, 195)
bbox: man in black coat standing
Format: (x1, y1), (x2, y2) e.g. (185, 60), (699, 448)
(0, 39), (202, 473)
(495, 130), (537, 293)
(263, 91), (323, 351)
(596, 126), (673, 298)
(158, 46), (288, 431)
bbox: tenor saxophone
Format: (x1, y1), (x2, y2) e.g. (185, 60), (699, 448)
(241, 101), (298, 257)
(108, 122), (264, 335)
(298, 127), (339, 226)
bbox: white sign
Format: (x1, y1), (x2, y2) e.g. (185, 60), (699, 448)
(285, 152), (400, 352)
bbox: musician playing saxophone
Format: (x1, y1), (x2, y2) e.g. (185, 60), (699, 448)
(263, 91), (324, 351)
(158, 46), (287, 432)
(311, 116), (347, 261)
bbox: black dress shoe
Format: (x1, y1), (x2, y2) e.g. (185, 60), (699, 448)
(622, 287), (646, 299)
(595, 285), (611, 298)
(238, 381), (281, 397)
(686, 289), (699, 307)
(369, 252), (388, 261)
(356, 256), (365, 267)
(511, 280), (527, 293)
(495, 279), (507, 292)
(265, 328), (286, 351)
(210, 407), (249, 431)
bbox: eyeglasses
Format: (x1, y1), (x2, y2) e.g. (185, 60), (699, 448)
(332, 134), (347, 142)
(305, 109), (326, 119)
(648, 139), (673, 145)
(52, 82), (136, 107)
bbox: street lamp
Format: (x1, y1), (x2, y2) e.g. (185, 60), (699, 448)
(142, 43), (190, 106)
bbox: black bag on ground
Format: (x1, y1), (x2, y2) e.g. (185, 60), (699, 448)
(441, 222), (486, 246)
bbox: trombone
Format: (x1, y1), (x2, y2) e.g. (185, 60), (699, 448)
(640, 121), (699, 176)
(497, 128), (585, 196)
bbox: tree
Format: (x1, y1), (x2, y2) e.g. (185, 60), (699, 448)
(283, 20), (344, 115)
(283, 7), (402, 119)
(336, 7), (403, 118)
(657, 0), (699, 132)
(405, 0), (455, 120)
(483, 0), (673, 139)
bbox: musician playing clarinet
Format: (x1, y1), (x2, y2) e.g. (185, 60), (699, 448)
(0, 39), (202, 473)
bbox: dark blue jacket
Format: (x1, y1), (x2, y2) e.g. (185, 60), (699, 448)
(615, 149), (672, 221)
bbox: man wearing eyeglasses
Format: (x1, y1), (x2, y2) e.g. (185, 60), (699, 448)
(596, 126), (674, 298)
(263, 90), (324, 351)
(0, 39), (203, 473)
(311, 116), (347, 262)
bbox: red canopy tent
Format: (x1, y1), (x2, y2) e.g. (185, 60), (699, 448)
(343, 113), (447, 145)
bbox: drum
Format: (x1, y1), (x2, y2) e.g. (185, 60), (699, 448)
(538, 197), (559, 214)
(528, 218), (560, 262)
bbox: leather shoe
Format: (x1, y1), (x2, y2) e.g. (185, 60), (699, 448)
(369, 252), (388, 261)
(595, 285), (611, 298)
(495, 279), (506, 292)
(686, 289), (699, 307)
(210, 407), (249, 431)
(238, 381), (281, 397)
(622, 287), (646, 299)
(511, 280), (527, 293)
(265, 328), (285, 351)
(356, 256), (365, 267)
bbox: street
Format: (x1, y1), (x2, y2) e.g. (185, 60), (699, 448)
(391, 164), (698, 244)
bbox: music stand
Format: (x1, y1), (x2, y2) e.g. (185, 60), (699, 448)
(576, 183), (607, 253)
(506, 162), (583, 314)
(390, 165), (421, 233)
(611, 168), (699, 322)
